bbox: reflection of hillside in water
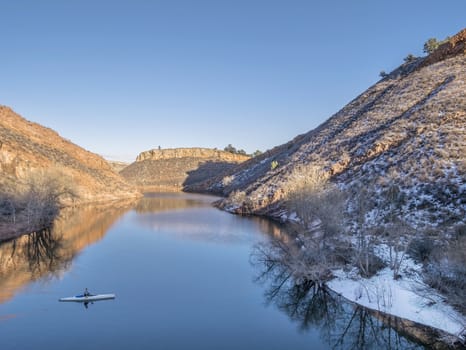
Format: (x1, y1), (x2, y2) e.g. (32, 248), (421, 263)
(134, 193), (217, 214)
(133, 193), (278, 244)
(0, 198), (136, 304)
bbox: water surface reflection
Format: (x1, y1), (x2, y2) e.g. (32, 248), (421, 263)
(134, 192), (216, 213)
(0, 198), (136, 304)
(252, 237), (428, 349)
(133, 193), (267, 244)
(0, 194), (445, 350)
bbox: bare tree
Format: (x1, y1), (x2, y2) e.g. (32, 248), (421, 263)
(0, 169), (78, 235)
(22, 169), (77, 230)
(284, 164), (346, 238)
(349, 180), (387, 277)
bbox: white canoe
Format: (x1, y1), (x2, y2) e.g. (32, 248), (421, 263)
(59, 294), (115, 302)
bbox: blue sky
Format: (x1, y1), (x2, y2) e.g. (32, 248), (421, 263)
(1, 1), (464, 161)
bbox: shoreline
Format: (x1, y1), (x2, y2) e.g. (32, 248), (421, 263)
(328, 286), (465, 349)
(218, 201), (466, 348)
(327, 272), (465, 349)
(0, 195), (140, 243)
(3, 192), (464, 348)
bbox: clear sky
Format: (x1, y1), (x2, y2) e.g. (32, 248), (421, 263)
(1, 1), (464, 162)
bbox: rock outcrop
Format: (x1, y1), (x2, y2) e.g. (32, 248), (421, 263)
(136, 148), (250, 162)
(121, 148), (249, 192)
(421, 28), (466, 68)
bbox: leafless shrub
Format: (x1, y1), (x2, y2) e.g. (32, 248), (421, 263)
(383, 220), (415, 279)
(252, 235), (346, 287)
(407, 237), (435, 264)
(258, 164), (352, 283)
(350, 184), (386, 277)
(21, 169), (77, 229)
(1, 169), (78, 233)
(424, 232), (466, 314)
(284, 164), (346, 238)
(354, 236), (385, 278)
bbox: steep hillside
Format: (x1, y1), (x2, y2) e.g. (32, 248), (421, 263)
(121, 148), (249, 192)
(107, 160), (129, 172)
(0, 106), (141, 238)
(209, 29), (466, 233)
(0, 106), (140, 202)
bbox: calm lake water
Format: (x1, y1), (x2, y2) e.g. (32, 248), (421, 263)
(0, 193), (425, 349)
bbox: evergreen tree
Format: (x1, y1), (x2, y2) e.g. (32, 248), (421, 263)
(379, 71), (388, 78)
(252, 150), (262, 157)
(224, 144), (237, 154)
(423, 38), (440, 54)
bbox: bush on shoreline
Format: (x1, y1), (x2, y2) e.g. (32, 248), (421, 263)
(0, 169), (77, 240)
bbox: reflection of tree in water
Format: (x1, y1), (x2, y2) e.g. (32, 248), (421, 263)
(0, 200), (135, 304)
(251, 239), (425, 350)
(23, 228), (70, 276)
(3, 228), (71, 281)
(329, 304), (426, 350)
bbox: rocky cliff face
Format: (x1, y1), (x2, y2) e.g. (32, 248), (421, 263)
(208, 29), (466, 233)
(136, 148), (250, 162)
(421, 28), (466, 68)
(0, 106), (140, 203)
(121, 148), (250, 192)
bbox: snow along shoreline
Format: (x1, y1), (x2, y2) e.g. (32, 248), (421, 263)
(225, 205), (466, 342)
(327, 243), (466, 342)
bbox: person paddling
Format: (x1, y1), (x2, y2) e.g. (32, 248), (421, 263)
(84, 288), (91, 297)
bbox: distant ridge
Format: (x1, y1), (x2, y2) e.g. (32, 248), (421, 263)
(121, 147), (250, 192)
(136, 147), (250, 162)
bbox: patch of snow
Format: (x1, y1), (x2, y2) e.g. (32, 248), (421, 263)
(364, 208), (379, 225)
(328, 266), (466, 339)
(224, 204), (240, 213)
(259, 157), (271, 165)
(288, 212), (299, 222)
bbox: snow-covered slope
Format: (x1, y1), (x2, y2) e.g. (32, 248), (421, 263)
(212, 30), (465, 233)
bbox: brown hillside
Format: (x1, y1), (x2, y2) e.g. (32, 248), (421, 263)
(107, 160), (129, 172)
(121, 148), (250, 192)
(0, 106), (140, 203)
